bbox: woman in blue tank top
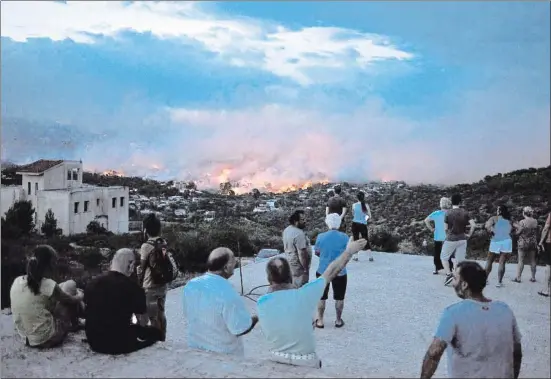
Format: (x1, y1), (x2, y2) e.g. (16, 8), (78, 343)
(351, 191), (373, 262)
(485, 205), (513, 288)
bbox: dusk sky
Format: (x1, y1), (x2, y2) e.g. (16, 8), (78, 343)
(1, 1), (549, 190)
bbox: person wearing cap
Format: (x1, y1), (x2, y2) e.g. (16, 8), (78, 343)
(313, 213), (351, 328)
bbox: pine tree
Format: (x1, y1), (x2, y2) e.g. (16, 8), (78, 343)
(41, 209), (58, 237)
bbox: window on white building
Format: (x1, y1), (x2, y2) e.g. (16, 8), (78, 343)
(67, 170), (72, 180)
(35, 183), (38, 193)
(28, 182), (31, 195)
(84, 201), (89, 212)
(96, 199), (100, 207)
(120, 197), (125, 207)
(72, 168), (79, 181)
(112, 197), (117, 208)
(74, 202), (80, 214)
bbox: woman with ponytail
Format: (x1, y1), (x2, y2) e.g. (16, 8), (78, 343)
(351, 191), (373, 261)
(10, 245), (84, 348)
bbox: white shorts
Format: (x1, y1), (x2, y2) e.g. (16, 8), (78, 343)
(489, 239), (513, 254)
(441, 240), (467, 262)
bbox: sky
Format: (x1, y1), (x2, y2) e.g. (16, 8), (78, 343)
(1, 1), (549, 191)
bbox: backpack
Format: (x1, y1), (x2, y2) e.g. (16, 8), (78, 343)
(146, 239), (178, 285)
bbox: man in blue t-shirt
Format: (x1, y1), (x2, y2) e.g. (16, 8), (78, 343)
(256, 235), (366, 368)
(313, 213), (350, 328)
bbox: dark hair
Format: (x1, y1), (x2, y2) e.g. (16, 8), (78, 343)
(334, 185), (342, 195)
(497, 204), (511, 220)
(143, 213), (161, 237)
(451, 193), (462, 206)
(327, 190), (335, 198)
(357, 191), (367, 213)
(289, 210), (305, 225)
(456, 261), (487, 294)
(27, 245), (57, 295)
(207, 250), (230, 272)
(266, 257), (292, 285)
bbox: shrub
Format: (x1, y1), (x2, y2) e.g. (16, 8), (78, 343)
(78, 248), (105, 270)
(41, 209), (58, 237)
(369, 226), (400, 252)
(2, 200), (35, 239)
(86, 220), (108, 235)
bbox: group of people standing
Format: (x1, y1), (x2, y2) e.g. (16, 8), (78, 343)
(7, 185), (549, 378)
(425, 194), (551, 296)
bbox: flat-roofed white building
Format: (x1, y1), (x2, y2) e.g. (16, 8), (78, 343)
(1, 159), (129, 235)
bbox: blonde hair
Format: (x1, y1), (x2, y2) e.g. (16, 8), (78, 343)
(523, 206), (534, 217)
(440, 197), (452, 210)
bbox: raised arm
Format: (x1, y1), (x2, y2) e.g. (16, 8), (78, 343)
(321, 238), (365, 283)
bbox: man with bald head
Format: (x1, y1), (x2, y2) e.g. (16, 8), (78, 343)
(84, 248), (163, 355)
(256, 237), (367, 368)
(183, 247), (258, 356)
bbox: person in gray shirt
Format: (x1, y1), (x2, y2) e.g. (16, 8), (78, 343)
(420, 261), (522, 379)
(282, 210), (311, 288)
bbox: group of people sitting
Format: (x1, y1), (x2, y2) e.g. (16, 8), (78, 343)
(424, 193), (551, 295)
(8, 187), (548, 378)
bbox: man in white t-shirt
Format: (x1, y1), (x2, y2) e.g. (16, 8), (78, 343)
(256, 237), (366, 368)
(183, 247), (258, 356)
(420, 261), (523, 379)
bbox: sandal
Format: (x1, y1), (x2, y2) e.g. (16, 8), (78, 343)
(538, 291), (549, 297)
(314, 319), (325, 329)
(512, 278), (521, 283)
(335, 319), (345, 328)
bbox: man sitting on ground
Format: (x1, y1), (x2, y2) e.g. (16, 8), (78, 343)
(84, 248), (163, 355)
(256, 237), (366, 368)
(420, 261), (522, 379)
(183, 247), (258, 356)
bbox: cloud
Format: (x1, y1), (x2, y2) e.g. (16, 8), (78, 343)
(0, 1), (413, 85)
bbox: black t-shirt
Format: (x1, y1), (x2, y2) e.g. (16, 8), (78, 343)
(327, 195), (347, 215)
(84, 271), (146, 344)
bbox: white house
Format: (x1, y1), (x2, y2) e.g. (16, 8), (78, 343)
(1, 159), (129, 235)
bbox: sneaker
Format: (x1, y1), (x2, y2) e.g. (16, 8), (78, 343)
(353, 255), (359, 261)
(369, 257), (374, 262)
(444, 273), (453, 286)
(496, 283), (503, 288)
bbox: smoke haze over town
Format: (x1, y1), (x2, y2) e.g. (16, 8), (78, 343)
(1, 1), (549, 191)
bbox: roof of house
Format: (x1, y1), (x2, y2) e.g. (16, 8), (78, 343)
(16, 159), (64, 173)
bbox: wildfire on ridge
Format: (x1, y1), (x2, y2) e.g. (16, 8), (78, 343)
(102, 169), (124, 177)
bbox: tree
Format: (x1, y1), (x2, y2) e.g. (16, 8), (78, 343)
(252, 188), (260, 199)
(2, 200), (35, 238)
(87, 220), (108, 235)
(41, 209), (58, 237)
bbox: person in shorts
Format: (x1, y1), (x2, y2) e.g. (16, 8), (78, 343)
(441, 194), (476, 286)
(424, 197), (454, 274)
(282, 210), (311, 288)
(313, 213), (350, 328)
(351, 190), (373, 262)
(485, 204), (514, 288)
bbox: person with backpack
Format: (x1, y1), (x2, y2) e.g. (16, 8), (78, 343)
(137, 214), (178, 341)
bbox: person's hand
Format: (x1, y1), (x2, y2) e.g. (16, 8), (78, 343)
(75, 289), (84, 301)
(346, 237), (367, 254)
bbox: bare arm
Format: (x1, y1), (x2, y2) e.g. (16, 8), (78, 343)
(366, 204), (372, 220)
(420, 338), (447, 379)
(137, 259), (148, 286)
(322, 238), (366, 283)
(485, 216), (496, 233)
(513, 342), (522, 379)
(424, 216), (434, 232)
(325, 206), (330, 216)
(299, 247), (311, 270)
(341, 207), (347, 219)
(52, 284), (83, 306)
(467, 219), (476, 238)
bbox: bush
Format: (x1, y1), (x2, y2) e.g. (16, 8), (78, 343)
(86, 220), (109, 235)
(78, 248), (105, 270)
(2, 200), (35, 239)
(41, 209), (58, 237)
(369, 226), (400, 252)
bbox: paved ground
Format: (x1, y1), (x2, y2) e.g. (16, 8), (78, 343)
(2, 251), (550, 378)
